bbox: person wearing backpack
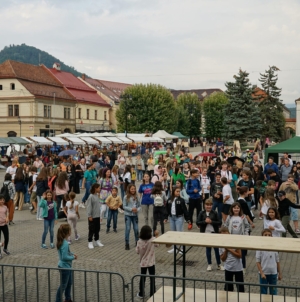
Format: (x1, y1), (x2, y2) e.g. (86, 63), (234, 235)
(151, 181), (167, 235)
(1, 173), (16, 225)
(151, 165), (163, 184)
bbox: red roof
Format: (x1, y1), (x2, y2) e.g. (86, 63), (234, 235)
(48, 68), (110, 107)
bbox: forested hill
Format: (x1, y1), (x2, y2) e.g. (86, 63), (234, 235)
(0, 44), (85, 77)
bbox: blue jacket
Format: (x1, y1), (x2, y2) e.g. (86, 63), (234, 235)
(186, 178), (201, 199)
(123, 196), (141, 216)
(264, 163), (278, 179)
(57, 239), (75, 268)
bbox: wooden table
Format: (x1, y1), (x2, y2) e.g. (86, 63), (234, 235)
(152, 232), (300, 301)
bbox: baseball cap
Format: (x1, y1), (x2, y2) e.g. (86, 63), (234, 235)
(246, 148), (250, 151)
(278, 191), (286, 197)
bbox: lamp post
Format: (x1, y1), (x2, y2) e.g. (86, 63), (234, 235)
(18, 116), (22, 137)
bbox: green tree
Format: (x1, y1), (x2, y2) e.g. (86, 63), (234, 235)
(223, 69), (262, 143)
(176, 93), (202, 139)
(175, 105), (190, 136)
(257, 66), (285, 142)
(202, 92), (228, 139)
(116, 84), (177, 133)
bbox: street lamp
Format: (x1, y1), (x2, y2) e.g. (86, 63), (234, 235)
(18, 116), (22, 137)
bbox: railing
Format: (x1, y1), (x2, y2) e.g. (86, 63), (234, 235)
(0, 264), (126, 302)
(131, 274), (300, 302)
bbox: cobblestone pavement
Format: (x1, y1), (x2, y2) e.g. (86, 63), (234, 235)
(1, 148), (300, 301)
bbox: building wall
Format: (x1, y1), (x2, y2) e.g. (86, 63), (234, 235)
(296, 100), (300, 136)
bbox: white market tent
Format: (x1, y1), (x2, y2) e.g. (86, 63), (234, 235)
(28, 137), (53, 145)
(117, 133), (163, 143)
(64, 137), (86, 145)
(95, 137), (112, 144)
(55, 133), (77, 137)
(78, 137), (98, 144)
(117, 136), (132, 143)
(106, 137), (123, 143)
(152, 130), (178, 140)
(47, 137), (69, 146)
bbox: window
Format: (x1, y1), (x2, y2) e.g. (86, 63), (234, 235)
(14, 105), (19, 116)
(78, 108), (81, 119)
(87, 109), (89, 120)
(44, 105), (51, 118)
(0, 85), (2, 90)
(10, 83), (15, 90)
(64, 107), (70, 119)
(104, 111), (107, 120)
(8, 105), (13, 116)
(94, 110), (97, 120)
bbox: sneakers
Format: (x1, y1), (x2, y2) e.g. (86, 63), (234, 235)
(50, 243), (55, 249)
(94, 240), (104, 247)
(79, 203), (85, 208)
(137, 293), (144, 299)
(9, 221), (15, 225)
(295, 229), (300, 234)
(106, 229), (110, 234)
(125, 244), (130, 250)
(41, 244), (48, 249)
(88, 242), (94, 249)
(75, 235), (80, 241)
(207, 265), (212, 271)
(258, 217), (263, 220)
(167, 248), (174, 254)
(113, 229), (117, 233)
(37, 218), (44, 221)
(15, 206), (18, 210)
(29, 206), (33, 210)
(67, 240), (72, 245)
(218, 265), (225, 271)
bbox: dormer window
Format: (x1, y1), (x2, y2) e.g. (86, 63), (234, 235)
(10, 83), (15, 90)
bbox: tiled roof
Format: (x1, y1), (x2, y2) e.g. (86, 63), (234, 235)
(48, 69), (110, 107)
(170, 88), (223, 100)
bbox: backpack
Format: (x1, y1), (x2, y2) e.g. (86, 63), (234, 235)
(1, 182), (11, 202)
(154, 194), (164, 207)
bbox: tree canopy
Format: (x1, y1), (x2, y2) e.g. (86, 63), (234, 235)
(175, 105), (190, 137)
(202, 92), (228, 139)
(116, 84), (177, 134)
(223, 69), (262, 143)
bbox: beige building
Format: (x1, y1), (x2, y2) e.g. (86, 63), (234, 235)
(0, 60), (76, 137)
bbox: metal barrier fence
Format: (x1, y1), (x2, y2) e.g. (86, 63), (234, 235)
(131, 274), (300, 301)
(0, 264), (127, 302)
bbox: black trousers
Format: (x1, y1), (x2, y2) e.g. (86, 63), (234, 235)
(88, 218), (100, 242)
(153, 207), (165, 234)
(188, 198), (202, 224)
(139, 265), (156, 297)
(224, 270), (245, 292)
(0, 225), (9, 249)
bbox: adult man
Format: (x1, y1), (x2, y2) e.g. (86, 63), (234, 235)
(250, 154), (262, 168)
(142, 149), (150, 172)
(263, 157), (278, 180)
(279, 174), (300, 233)
(267, 169), (281, 192)
(280, 158), (292, 182)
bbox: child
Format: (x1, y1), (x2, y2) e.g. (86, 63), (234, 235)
(55, 224), (77, 302)
(256, 229), (282, 295)
(221, 177), (234, 223)
(105, 187), (122, 233)
(64, 192), (80, 244)
(58, 193), (69, 220)
(196, 198), (223, 271)
(123, 184), (141, 250)
(136, 225), (159, 299)
(265, 208), (285, 238)
(0, 194), (10, 257)
(151, 181), (167, 235)
(86, 183), (104, 249)
(237, 170), (254, 210)
(176, 179), (189, 204)
(237, 186), (255, 228)
(223, 203), (250, 274)
(219, 226), (245, 292)
(261, 188), (278, 229)
(39, 190), (58, 249)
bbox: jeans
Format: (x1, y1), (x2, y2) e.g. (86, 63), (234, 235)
(125, 215), (139, 244)
(42, 219), (55, 244)
(169, 215), (184, 232)
(56, 195), (64, 215)
(139, 265), (156, 297)
(36, 196), (43, 219)
(206, 247), (221, 265)
(120, 184), (125, 201)
(107, 209), (118, 230)
(56, 269), (72, 302)
(82, 181), (92, 203)
(24, 185), (30, 203)
(212, 201), (223, 221)
(137, 170), (144, 181)
(259, 273), (277, 295)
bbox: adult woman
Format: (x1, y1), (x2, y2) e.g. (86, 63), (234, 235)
(135, 154), (145, 182)
(147, 154), (155, 178)
(170, 166), (186, 192)
(80, 163), (97, 208)
(14, 167), (26, 211)
(99, 168), (113, 220)
(55, 172), (69, 215)
(36, 167), (49, 220)
(70, 159), (81, 194)
(201, 156), (209, 170)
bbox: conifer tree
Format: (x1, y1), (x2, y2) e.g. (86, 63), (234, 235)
(223, 69), (262, 144)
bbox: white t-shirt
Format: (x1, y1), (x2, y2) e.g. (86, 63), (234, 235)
(171, 199), (176, 215)
(200, 175), (211, 194)
(219, 248), (243, 272)
(66, 201), (79, 215)
(6, 166), (17, 176)
(222, 184), (234, 205)
(221, 170), (232, 182)
(264, 219), (286, 237)
(228, 216), (243, 235)
(32, 173), (38, 192)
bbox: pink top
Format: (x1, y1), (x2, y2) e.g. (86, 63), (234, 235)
(0, 205), (8, 226)
(136, 237), (159, 267)
(55, 180), (69, 196)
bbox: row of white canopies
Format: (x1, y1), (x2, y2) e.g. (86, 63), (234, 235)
(14, 130), (180, 146)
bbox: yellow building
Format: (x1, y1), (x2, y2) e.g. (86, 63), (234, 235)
(0, 60), (76, 137)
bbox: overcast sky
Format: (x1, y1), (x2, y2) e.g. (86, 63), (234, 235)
(1, 0), (300, 104)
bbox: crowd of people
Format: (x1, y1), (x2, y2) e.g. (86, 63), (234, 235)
(0, 143), (299, 300)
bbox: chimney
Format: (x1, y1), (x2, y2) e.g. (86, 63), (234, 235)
(81, 74), (86, 81)
(53, 63), (61, 70)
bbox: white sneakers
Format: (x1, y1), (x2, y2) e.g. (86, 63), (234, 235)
(79, 203), (85, 208)
(167, 248), (174, 254)
(218, 265), (225, 271)
(95, 240), (104, 247)
(88, 242), (94, 249)
(207, 265), (212, 271)
(207, 264), (224, 271)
